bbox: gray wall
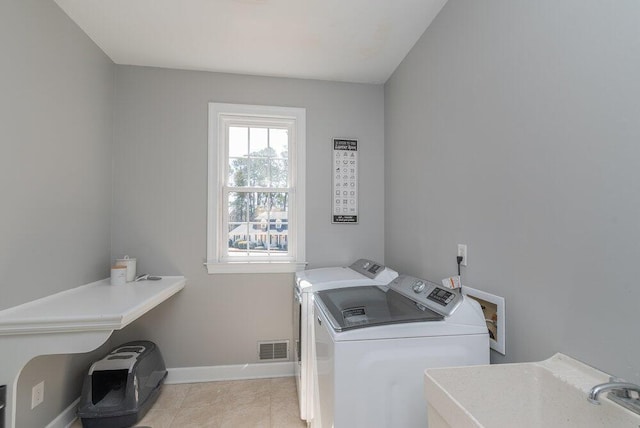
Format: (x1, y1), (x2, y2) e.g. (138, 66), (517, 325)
(385, 0), (640, 382)
(0, 0), (114, 426)
(110, 66), (385, 367)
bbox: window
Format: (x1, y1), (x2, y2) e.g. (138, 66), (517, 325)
(206, 103), (306, 273)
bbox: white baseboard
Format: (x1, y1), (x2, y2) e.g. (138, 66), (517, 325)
(47, 362), (294, 427)
(45, 397), (80, 428)
(166, 361), (295, 384)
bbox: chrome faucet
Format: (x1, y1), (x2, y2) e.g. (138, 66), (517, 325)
(588, 377), (640, 415)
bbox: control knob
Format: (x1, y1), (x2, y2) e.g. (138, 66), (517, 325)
(412, 281), (425, 293)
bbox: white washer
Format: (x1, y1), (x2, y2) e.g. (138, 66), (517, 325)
(293, 259), (398, 422)
(313, 275), (490, 428)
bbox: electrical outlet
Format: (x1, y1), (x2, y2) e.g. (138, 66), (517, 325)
(31, 381), (44, 409)
(457, 244), (468, 267)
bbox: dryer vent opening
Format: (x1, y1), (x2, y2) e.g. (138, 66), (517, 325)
(91, 370), (128, 406)
(258, 341), (289, 361)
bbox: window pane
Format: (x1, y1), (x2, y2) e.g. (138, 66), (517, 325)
(249, 127), (268, 154)
(267, 193), (289, 254)
(230, 241), (250, 253)
(228, 158), (248, 186)
(270, 159), (288, 187)
(267, 203), (288, 253)
(253, 191), (272, 216)
(227, 222), (244, 249)
(268, 192), (289, 215)
(250, 209), (288, 253)
(228, 222), (243, 233)
(249, 222), (264, 250)
(228, 192), (248, 222)
(270, 129), (288, 158)
(249, 157), (270, 187)
(229, 127), (248, 158)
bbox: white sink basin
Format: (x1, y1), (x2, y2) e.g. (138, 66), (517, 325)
(424, 353), (640, 427)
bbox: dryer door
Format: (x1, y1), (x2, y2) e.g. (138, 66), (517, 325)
(313, 304), (333, 428)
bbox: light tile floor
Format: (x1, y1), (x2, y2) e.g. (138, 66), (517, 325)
(71, 377), (306, 428)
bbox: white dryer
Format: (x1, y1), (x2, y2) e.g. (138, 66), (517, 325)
(293, 259), (398, 422)
(313, 275), (489, 428)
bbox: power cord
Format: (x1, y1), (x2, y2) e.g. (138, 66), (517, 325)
(457, 256), (463, 277)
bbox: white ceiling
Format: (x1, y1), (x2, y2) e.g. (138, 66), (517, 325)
(54, 0), (448, 84)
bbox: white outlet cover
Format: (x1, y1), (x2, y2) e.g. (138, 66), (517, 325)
(457, 244), (468, 266)
(31, 381), (44, 409)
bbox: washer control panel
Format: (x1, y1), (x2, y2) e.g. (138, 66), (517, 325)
(389, 275), (463, 317)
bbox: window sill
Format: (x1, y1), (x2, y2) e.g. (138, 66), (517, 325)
(204, 261), (307, 274)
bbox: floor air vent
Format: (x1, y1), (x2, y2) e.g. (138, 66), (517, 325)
(258, 340), (289, 361)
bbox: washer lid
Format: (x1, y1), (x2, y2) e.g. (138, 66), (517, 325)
(315, 286), (443, 332)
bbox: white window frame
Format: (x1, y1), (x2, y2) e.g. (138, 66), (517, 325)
(206, 103), (306, 274)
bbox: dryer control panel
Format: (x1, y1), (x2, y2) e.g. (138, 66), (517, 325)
(388, 275), (463, 317)
(349, 259), (398, 282)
